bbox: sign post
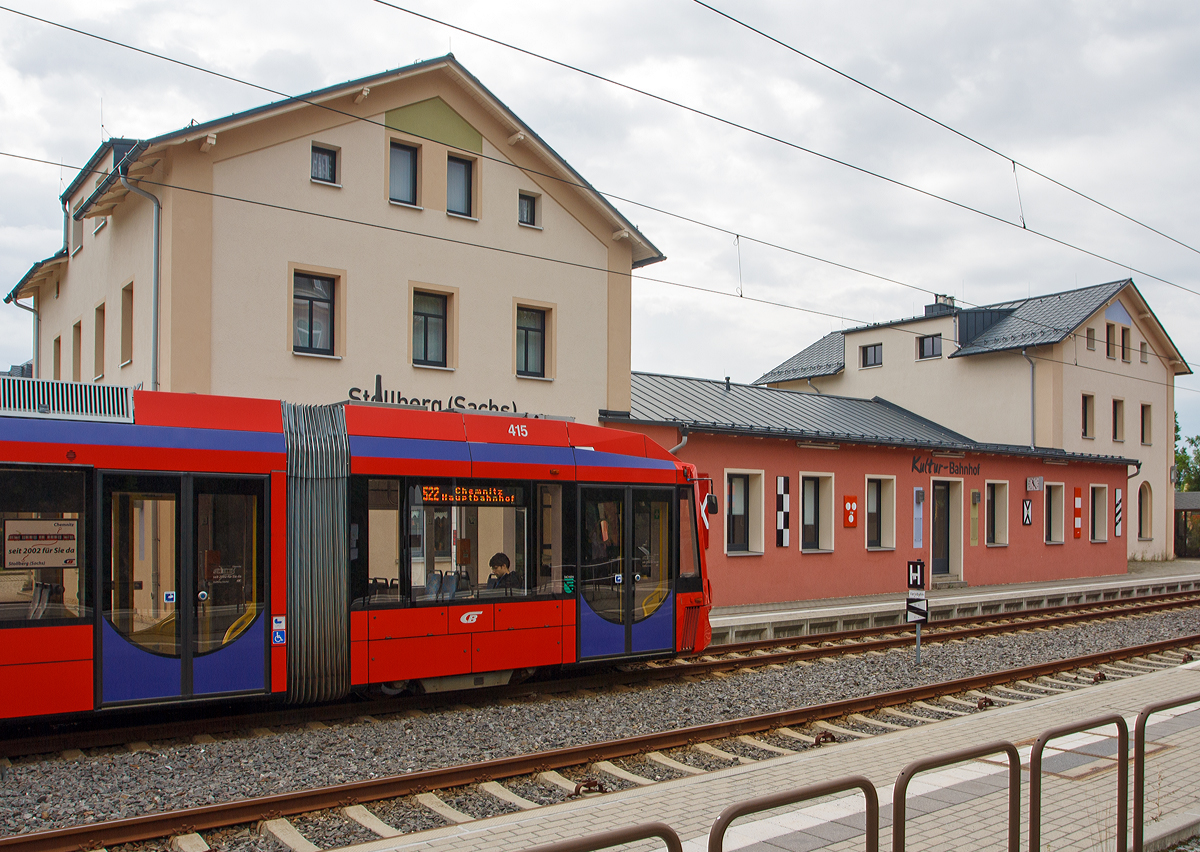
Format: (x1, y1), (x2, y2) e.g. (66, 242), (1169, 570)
(906, 560), (928, 665)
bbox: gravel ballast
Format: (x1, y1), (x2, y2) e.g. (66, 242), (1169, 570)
(2, 609), (1197, 837)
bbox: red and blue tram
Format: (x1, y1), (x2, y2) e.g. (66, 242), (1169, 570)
(0, 387), (713, 720)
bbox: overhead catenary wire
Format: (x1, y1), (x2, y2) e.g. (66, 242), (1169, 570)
(3, 148), (1196, 397)
(691, 0), (1200, 258)
(3, 2), (1199, 370)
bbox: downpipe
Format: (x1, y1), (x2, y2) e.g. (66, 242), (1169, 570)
(120, 175), (161, 390)
(1022, 348), (1035, 448)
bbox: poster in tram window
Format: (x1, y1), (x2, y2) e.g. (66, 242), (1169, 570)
(4, 519), (78, 569)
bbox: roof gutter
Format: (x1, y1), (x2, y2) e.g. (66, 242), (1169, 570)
(668, 425), (689, 455)
(120, 174), (161, 391)
(1129, 460), (1143, 480)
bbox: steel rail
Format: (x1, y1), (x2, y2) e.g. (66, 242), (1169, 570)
(711, 588), (1200, 655)
(3, 633), (1197, 852)
(3, 591), (1195, 759)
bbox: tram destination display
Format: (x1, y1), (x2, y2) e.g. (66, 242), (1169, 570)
(4, 519), (78, 569)
(413, 483), (524, 505)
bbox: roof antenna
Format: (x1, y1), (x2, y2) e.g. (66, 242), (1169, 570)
(100, 96), (105, 141)
(1012, 160), (1026, 228)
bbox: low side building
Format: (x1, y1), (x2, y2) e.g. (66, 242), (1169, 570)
(608, 373), (1134, 608)
(755, 281), (1189, 560)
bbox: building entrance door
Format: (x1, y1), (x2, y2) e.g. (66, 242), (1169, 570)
(100, 473), (267, 705)
(931, 481), (950, 575)
(578, 487), (675, 659)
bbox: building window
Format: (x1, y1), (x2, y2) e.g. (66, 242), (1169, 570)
(70, 217), (83, 256)
(1106, 323), (1116, 359)
(389, 142), (418, 205)
(1086, 327), (1096, 350)
(293, 273), (335, 356)
(1045, 483), (1064, 543)
(986, 481), (1009, 545)
(412, 291), (447, 367)
(800, 473), (834, 551)
(1121, 327), (1131, 362)
(1091, 485), (1108, 541)
(866, 478), (881, 548)
(1140, 341), (1149, 364)
(93, 303), (105, 380)
(1141, 404), (1152, 445)
(727, 474), (749, 552)
(52, 336), (61, 381)
(311, 145), (338, 184)
(1138, 482), (1152, 539)
(917, 334), (942, 360)
(516, 307), (545, 377)
(1082, 394), (1094, 438)
(71, 321), (81, 382)
(861, 343), (882, 368)
(1112, 399), (1124, 442)
(447, 156), (473, 217)
(518, 193), (537, 226)
(120, 284), (133, 366)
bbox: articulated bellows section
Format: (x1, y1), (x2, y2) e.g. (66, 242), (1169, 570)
(282, 402), (351, 704)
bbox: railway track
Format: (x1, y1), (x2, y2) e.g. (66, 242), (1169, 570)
(3, 589), (1197, 761)
(3, 632), (1198, 852)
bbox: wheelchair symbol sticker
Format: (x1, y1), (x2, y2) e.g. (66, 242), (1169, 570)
(272, 630), (286, 645)
(164, 591), (176, 604)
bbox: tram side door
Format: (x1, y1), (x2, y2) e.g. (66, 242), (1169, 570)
(100, 473), (267, 705)
(578, 487), (676, 660)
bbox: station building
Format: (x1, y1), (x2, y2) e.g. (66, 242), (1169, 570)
(609, 373), (1134, 607)
(755, 282), (1190, 560)
(4, 55), (661, 425)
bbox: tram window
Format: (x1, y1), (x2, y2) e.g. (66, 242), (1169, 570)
(0, 468), (90, 625)
(535, 484), (576, 595)
(193, 478), (265, 654)
(355, 479), (405, 606)
(408, 481), (530, 602)
(678, 489), (700, 580)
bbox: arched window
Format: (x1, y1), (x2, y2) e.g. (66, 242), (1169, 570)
(1137, 482), (1152, 539)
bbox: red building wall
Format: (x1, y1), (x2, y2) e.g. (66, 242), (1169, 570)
(617, 424), (1128, 607)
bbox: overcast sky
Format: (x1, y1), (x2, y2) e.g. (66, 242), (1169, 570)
(3, 1), (1199, 437)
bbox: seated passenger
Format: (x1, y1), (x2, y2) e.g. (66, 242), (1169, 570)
(486, 552), (519, 591)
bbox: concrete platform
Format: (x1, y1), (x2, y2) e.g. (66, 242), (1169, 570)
(710, 559), (1200, 644)
(336, 647), (1200, 852)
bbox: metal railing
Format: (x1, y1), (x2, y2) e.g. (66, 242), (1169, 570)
(709, 775), (878, 852)
(524, 822), (682, 852)
(0, 375), (133, 422)
(1134, 691), (1200, 852)
(893, 742), (1021, 852)
(1030, 714), (1129, 852)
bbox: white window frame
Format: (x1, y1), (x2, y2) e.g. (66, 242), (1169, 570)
(864, 475), (895, 550)
(799, 471), (835, 553)
(1090, 484), (1108, 542)
(1044, 482), (1065, 544)
(723, 468), (764, 556)
(985, 480), (1009, 546)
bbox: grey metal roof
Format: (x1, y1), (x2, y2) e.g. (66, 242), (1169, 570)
(616, 372), (1137, 466)
(1177, 492), (1200, 511)
(952, 279), (1129, 356)
(753, 331), (845, 385)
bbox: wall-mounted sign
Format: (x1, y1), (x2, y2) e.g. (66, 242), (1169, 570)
(1026, 476), (1044, 492)
(348, 374), (518, 413)
(843, 495), (858, 528)
(912, 455), (981, 476)
(1022, 499), (1033, 525)
(4, 519), (77, 569)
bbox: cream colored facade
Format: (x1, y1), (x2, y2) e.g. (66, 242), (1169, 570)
(766, 286), (1188, 560)
(8, 56), (662, 424)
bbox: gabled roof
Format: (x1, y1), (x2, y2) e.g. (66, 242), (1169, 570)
(951, 279), (1128, 356)
(753, 331), (845, 385)
(755, 277), (1191, 384)
(62, 55), (664, 268)
(5, 249), (67, 304)
(612, 372), (1137, 465)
